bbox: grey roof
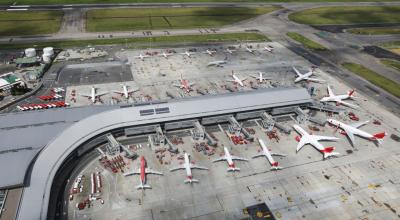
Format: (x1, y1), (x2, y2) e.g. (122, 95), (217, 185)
(14, 87), (312, 220)
(0, 106), (118, 189)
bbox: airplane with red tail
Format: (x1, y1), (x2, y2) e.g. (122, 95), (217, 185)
(327, 119), (386, 146)
(320, 85), (358, 108)
(293, 124), (340, 159)
(173, 74), (195, 93)
(212, 147), (248, 172)
(170, 153), (208, 184)
(123, 156), (163, 190)
(252, 138), (286, 170)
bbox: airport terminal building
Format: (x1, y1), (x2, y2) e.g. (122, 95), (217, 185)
(0, 87), (313, 220)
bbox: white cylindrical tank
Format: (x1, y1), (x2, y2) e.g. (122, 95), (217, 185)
(25, 48), (36, 57)
(43, 47), (54, 56)
(42, 54), (51, 63)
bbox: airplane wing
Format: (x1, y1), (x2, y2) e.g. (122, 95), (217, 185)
(250, 75), (258, 79)
(292, 67), (302, 76)
(230, 156), (249, 161)
(293, 124), (307, 136)
(113, 90), (123, 94)
(123, 168), (141, 176)
(327, 85), (334, 97)
(346, 130), (356, 146)
(80, 93), (92, 97)
(306, 77), (325, 83)
(296, 137), (309, 152)
(338, 100), (358, 109)
(312, 135), (339, 141)
(169, 165), (185, 172)
(128, 89), (139, 94)
(350, 121), (369, 128)
(190, 164), (209, 170)
(270, 153), (287, 157)
(252, 153), (265, 158)
(212, 156), (226, 162)
(145, 168), (163, 175)
(95, 92), (108, 97)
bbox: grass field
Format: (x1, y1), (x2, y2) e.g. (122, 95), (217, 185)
(347, 27), (400, 35)
(0, 11), (63, 36)
(342, 62), (400, 98)
(1, 0), (400, 4)
(0, 32), (269, 50)
(289, 6), (400, 25)
(86, 7), (279, 32)
(380, 59), (400, 71)
(286, 32), (327, 51)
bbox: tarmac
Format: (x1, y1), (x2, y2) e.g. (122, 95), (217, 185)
(63, 42), (400, 220)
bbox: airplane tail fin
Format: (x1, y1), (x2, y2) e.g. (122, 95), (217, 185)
(270, 162), (283, 170)
(184, 178), (199, 184)
(227, 167), (240, 172)
(320, 147), (339, 159)
(371, 132), (386, 144)
(136, 184), (151, 190)
(323, 152), (340, 159)
(348, 89), (355, 97)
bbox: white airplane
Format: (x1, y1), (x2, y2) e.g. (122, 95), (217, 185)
(263, 46), (274, 53)
(113, 85), (138, 99)
(159, 51), (173, 58)
(293, 124), (340, 159)
(80, 87), (108, 103)
(320, 86), (358, 108)
(250, 72), (271, 83)
(173, 74), (195, 93)
(170, 153), (208, 184)
(212, 147), (248, 172)
(203, 49), (217, 56)
(124, 156), (163, 190)
(228, 71), (247, 87)
(180, 51), (195, 58)
(292, 67), (325, 83)
(252, 138), (286, 170)
(135, 54), (150, 60)
(207, 60), (226, 67)
(245, 46), (255, 54)
(327, 119), (386, 146)
(225, 48), (236, 54)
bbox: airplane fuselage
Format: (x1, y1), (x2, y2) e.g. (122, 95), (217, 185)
(294, 125), (326, 152)
(264, 46), (273, 52)
(232, 74), (244, 87)
(223, 147), (235, 168)
(321, 94), (350, 102)
(258, 139), (276, 165)
(90, 87), (96, 103)
(328, 119), (374, 139)
(246, 47), (254, 53)
(140, 156), (146, 185)
(123, 86), (129, 98)
(295, 72), (313, 82)
(183, 153), (193, 180)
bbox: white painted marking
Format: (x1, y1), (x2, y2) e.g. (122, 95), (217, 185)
(7, 8), (28, 11)
(9, 5), (30, 7)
